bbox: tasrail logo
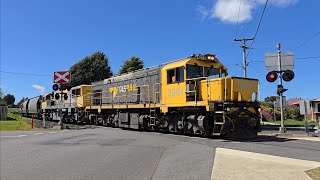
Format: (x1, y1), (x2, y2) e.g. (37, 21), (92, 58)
(109, 84), (137, 97)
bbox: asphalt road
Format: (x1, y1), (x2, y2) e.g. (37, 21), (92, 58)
(1, 127), (320, 180)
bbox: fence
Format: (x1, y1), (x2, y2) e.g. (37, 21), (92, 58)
(0, 106), (8, 120)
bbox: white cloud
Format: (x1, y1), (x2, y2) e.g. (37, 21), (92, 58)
(32, 85), (45, 95)
(213, 0), (254, 23)
(198, 0), (298, 24)
(197, 5), (210, 21)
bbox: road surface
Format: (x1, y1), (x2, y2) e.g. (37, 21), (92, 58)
(1, 127), (320, 180)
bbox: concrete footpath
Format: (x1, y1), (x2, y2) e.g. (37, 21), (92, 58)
(212, 148), (320, 180)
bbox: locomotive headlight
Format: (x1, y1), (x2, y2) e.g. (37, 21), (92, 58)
(225, 107), (230, 112)
(207, 55), (215, 60)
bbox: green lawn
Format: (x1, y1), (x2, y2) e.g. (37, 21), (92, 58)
(275, 119), (318, 126)
(0, 112), (34, 131)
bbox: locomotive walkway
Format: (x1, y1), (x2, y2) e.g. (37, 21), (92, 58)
(1, 128), (320, 180)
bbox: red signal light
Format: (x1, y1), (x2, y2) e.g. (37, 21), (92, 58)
(266, 71), (278, 82)
(52, 84), (59, 91)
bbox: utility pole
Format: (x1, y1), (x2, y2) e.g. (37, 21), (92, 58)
(234, 38), (254, 78)
(277, 43), (286, 134)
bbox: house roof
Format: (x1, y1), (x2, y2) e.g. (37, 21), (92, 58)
(311, 97), (320, 102)
(287, 98), (301, 106)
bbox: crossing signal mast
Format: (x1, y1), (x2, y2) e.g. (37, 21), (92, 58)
(265, 43), (295, 133)
(52, 71), (72, 100)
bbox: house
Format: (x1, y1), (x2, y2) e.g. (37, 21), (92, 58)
(286, 98), (301, 106)
(310, 97), (320, 122)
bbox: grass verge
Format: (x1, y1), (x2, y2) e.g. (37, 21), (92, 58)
(306, 167), (320, 180)
(0, 112), (34, 131)
(0, 120), (33, 131)
(274, 119), (318, 126)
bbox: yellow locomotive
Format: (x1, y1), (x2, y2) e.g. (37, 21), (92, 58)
(80, 54), (261, 139)
(21, 54), (260, 139)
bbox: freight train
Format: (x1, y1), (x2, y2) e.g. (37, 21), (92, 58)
(21, 54), (261, 139)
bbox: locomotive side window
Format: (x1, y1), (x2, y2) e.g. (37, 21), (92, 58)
(204, 67), (219, 79)
(221, 70), (227, 77)
(72, 89), (81, 96)
(167, 67), (184, 84)
(186, 64), (203, 78)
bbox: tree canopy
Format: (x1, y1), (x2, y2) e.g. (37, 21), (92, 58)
(70, 52), (113, 87)
(17, 97), (27, 107)
(118, 56), (144, 74)
(0, 86), (3, 98)
(3, 94), (15, 105)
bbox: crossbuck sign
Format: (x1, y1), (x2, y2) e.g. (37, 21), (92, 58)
(54, 71), (71, 84)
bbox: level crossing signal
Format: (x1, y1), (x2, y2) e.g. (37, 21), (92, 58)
(266, 70), (294, 83)
(266, 71), (278, 82)
(52, 71), (72, 100)
(282, 70), (295, 82)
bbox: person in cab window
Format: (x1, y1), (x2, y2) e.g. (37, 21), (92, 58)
(172, 76), (176, 83)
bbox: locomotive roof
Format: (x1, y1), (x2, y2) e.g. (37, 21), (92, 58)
(92, 54), (225, 86)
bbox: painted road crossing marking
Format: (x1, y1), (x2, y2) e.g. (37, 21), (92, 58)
(1, 132), (62, 138)
(33, 133), (44, 135)
(1, 135), (28, 138)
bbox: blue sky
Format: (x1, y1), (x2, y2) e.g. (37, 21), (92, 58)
(1, 0), (319, 103)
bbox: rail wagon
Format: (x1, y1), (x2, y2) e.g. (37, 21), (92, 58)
(85, 54), (261, 139)
(21, 96), (42, 118)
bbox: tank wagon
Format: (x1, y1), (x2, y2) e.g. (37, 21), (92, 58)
(85, 54), (261, 139)
(21, 96), (42, 118)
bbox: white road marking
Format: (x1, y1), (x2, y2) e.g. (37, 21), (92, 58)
(17, 135), (27, 137)
(33, 133), (44, 135)
(48, 132), (57, 134)
(1, 135), (28, 138)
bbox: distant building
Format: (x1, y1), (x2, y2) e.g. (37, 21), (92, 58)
(286, 98), (301, 106)
(310, 97), (320, 122)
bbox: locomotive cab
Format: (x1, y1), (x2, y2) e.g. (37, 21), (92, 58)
(161, 54), (260, 139)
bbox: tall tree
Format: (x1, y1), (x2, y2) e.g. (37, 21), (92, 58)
(3, 94), (15, 105)
(118, 56), (144, 74)
(0, 86), (3, 99)
(17, 97), (26, 107)
(70, 51), (113, 87)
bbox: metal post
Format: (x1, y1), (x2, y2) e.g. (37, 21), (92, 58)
(277, 43), (286, 133)
(303, 100), (309, 135)
(31, 115), (34, 129)
(318, 116), (320, 134)
(273, 102), (276, 122)
(42, 113), (46, 129)
(243, 46), (247, 78)
(234, 38), (254, 78)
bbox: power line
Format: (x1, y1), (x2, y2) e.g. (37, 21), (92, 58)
(0, 70), (51, 77)
(246, 0), (269, 58)
(296, 55), (320, 60)
(294, 31), (320, 50)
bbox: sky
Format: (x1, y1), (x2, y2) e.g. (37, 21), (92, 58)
(1, 0), (320, 103)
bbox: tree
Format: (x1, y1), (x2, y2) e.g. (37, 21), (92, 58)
(285, 105), (303, 120)
(3, 94), (15, 106)
(118, 56), (144, 74)
(70, 51), (113, 87)
(264, 96), (277, 102)
(17, 97), (26, 107)
(0, 86), (3, 98)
